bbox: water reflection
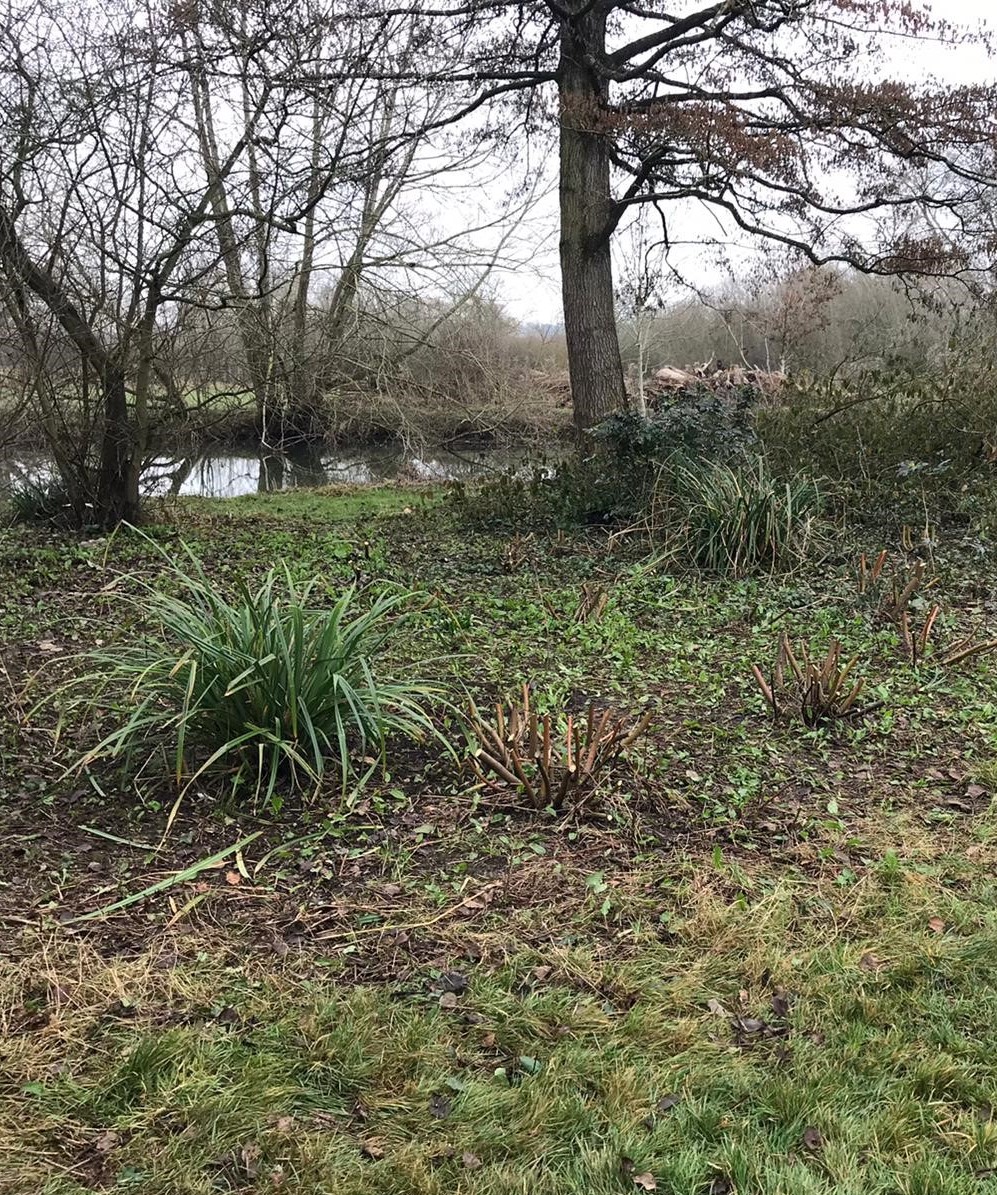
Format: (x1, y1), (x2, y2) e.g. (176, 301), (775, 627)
(1, 444), (530, 501)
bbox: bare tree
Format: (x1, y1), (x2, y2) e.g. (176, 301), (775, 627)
(0, 0), (521, 522)
(346, 0), (997, 429)
(616, 210), (664, 413)
(0, 0), (300, 523)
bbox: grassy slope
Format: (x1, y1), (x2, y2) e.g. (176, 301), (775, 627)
(3, 485), (997, 1194)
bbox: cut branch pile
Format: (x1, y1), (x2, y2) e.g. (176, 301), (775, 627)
(467, 684), (653, 809)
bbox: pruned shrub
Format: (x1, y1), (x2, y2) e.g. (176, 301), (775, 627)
(467, 684), (653, 810)
(854, 553), (942, 666)
(752, 634), (881, 727)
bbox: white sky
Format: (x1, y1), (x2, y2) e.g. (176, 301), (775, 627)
(463, 0), (997, 325)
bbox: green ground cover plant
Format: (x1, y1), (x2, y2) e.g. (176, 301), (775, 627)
(3, 457), (997, 1193)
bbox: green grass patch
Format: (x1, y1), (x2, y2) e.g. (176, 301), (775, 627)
(4, 864), (997, 1193)
(180, 483), (440, 524)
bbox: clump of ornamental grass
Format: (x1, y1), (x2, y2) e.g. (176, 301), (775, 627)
(58, 541), (442, 808)
(656, 455), (821, 577)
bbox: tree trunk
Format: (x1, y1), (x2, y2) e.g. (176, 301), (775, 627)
(0, 205), (138, 526)
(557, 5), (626, 431)
(95, 363), (139, 527)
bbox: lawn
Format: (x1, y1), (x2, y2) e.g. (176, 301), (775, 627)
(2, 481), (997, 1194)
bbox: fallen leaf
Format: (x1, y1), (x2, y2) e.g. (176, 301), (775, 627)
(656, 1093), (681, 1113)
(225, 871), (241, 886)
(240, 1144), (261, 1178)
(770, 989), (790, 1018)
(531, 965), (553, 981)
(439, 971), (469, 994)
(966, 784), (987, 800)
(633, 1173), (657, 1191)
(706, 998), (726, 1016)
(735, 1017), (767, 1034)
(94, 1130), (120, 1153)
(803, 1126), (823, 1150)
(928, 916), (945, 934)
(381, 883), (403, 897)
(462, 1152), (482, 1170)
(439, 992), (459, 1011)
(36, 640), (62, 652)
(429, 1093), (452, 1119)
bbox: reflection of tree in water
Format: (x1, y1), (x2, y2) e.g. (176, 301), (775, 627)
(286, 443), (327, 489)
(258, 453), (284, 493)
(140, 455), (196, 497)
(260, 445), (347, 491)
(5, 446), (532, 499)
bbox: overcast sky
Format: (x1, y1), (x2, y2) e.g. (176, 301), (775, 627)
(460, 0), (997, 325)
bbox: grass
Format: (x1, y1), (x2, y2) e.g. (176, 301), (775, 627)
(662, 456), (821, 576)
(4, 474), (997, 1191)
(190, 483), (438, 523)
(63, 538), (440, 806)
(5, 860), (997, 1193)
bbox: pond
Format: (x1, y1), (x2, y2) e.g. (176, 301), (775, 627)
(0, 444), (532, 500)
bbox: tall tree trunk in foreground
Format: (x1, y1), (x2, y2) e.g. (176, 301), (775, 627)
(557, 3), (626, 430)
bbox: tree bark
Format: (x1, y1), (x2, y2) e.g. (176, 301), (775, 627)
(95, 363), (139, 526)
(557, 4), (626, 430)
